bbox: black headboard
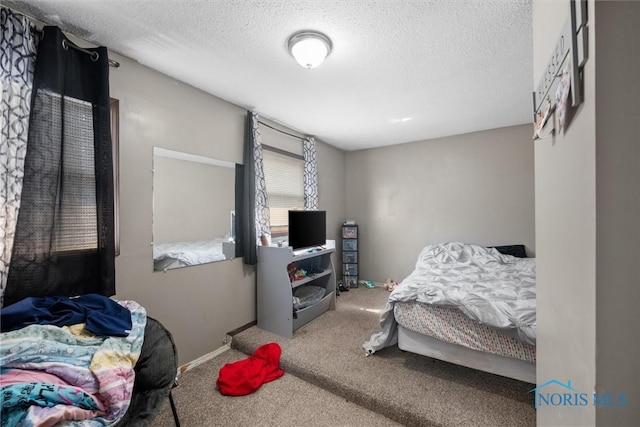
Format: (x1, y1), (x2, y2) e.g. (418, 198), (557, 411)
(489, 244), (527, 258)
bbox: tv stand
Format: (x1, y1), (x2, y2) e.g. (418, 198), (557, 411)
(257, 241), (336, 337)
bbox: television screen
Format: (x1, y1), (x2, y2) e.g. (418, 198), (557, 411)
(288, 210), (326, 250)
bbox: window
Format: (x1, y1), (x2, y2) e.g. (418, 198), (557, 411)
(44, 93), (98, 253)
(39, 93), (119, 254)
(262, 146), (304, 237)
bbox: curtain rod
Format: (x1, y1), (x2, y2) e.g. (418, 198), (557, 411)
(31, 27), (120, 68)
(258, 120), (306, 141)
(61, 39), (120, 68)
(11, 7), (120, 67)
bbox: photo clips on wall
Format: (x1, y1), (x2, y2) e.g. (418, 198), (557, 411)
(532, 0), (588, 141)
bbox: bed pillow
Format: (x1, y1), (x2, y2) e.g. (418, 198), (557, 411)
(490, 244), (527, 258)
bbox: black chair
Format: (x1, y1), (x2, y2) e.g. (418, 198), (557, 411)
(169, 378), (181, 427)
(115, 317), (181, 426)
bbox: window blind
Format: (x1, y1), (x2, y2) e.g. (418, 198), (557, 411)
(40, 93), (98, 253)
(262, 148), (304, 235)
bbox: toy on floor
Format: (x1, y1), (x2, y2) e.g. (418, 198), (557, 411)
(384, 279), (399, 292)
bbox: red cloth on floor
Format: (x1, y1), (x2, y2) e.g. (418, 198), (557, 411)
(216, 342), (285, 396)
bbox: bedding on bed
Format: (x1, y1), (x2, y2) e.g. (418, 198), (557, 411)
(153, 239), (228, 270)
(394, 302), (536, 362)
(0, 298), (147, 426)
(363, 242), (536, 354)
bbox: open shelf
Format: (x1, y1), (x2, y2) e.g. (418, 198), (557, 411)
(291, 268), (332, 288)
(257, 240), (336, 337)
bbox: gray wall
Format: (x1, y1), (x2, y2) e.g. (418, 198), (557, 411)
(534, 1), (640, 425)
(534, 2), (596, 424)
(594, 2), (640, 424)
(109, 53), (346, 364)
(318, 142), (347, 247)
(153, 155), (235, 243)
(345, 124), (535, 282)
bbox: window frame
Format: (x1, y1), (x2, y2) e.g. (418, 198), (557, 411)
(47, 96), (120, 256)
(110, 98), (120, 256)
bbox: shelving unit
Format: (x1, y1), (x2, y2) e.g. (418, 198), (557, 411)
(257, 241), (336, 337)
(341, 224), (358, 288)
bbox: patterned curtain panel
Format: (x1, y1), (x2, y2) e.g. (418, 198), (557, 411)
(252, 113), (270, 239)
(241, 111), (270, 265)
(4, 26), (115, 306)
(303, 137), (319, 210)
(0, 8), (40, 306)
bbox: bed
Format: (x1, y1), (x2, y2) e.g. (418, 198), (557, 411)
(0, 294), (178, 426)
(153, 238), (234, 271)
(363, 242), (536, 383)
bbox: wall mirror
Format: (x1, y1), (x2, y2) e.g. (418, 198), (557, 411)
(152, 147), (236, 271)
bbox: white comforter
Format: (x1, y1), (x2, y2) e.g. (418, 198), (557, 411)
(153, 239), (226, 267)
(363, 242), (536, 354)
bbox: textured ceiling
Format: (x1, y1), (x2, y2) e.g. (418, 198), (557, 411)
(6, 0), (533, 151)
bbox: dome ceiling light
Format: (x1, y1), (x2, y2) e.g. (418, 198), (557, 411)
(287, 31), (332, 69)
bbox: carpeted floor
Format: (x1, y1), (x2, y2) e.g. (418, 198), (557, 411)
(148, 347), (401, 426)
(150, 285), (535, 426)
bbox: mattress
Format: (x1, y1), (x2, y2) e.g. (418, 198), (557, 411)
(394, 301), (536, 363)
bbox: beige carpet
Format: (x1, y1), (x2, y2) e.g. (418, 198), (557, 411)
(150, 285), (535, 426)
(148, 347), (401, 426)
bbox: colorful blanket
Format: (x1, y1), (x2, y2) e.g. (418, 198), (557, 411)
(0, 300), (147, 427)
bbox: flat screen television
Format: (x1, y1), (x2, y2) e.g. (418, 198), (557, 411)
(288, 210), (326, 250)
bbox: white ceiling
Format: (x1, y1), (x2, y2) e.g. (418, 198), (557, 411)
(6, 0), (533, 151)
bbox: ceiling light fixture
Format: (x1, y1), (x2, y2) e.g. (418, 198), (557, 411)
(287, 31), (332, 69)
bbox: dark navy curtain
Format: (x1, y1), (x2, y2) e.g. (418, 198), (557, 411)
(4, 26), (114, 306)
(241, 111), (270, 265)
(242, 111), (258, 265)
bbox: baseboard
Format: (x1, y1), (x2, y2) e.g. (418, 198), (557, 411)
(176, 321), (257, 376)
(226, 320), (256, 336)
(178, 344), (231, 375)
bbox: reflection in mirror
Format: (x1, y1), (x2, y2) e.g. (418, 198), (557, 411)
(152, 147), (236, 271)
